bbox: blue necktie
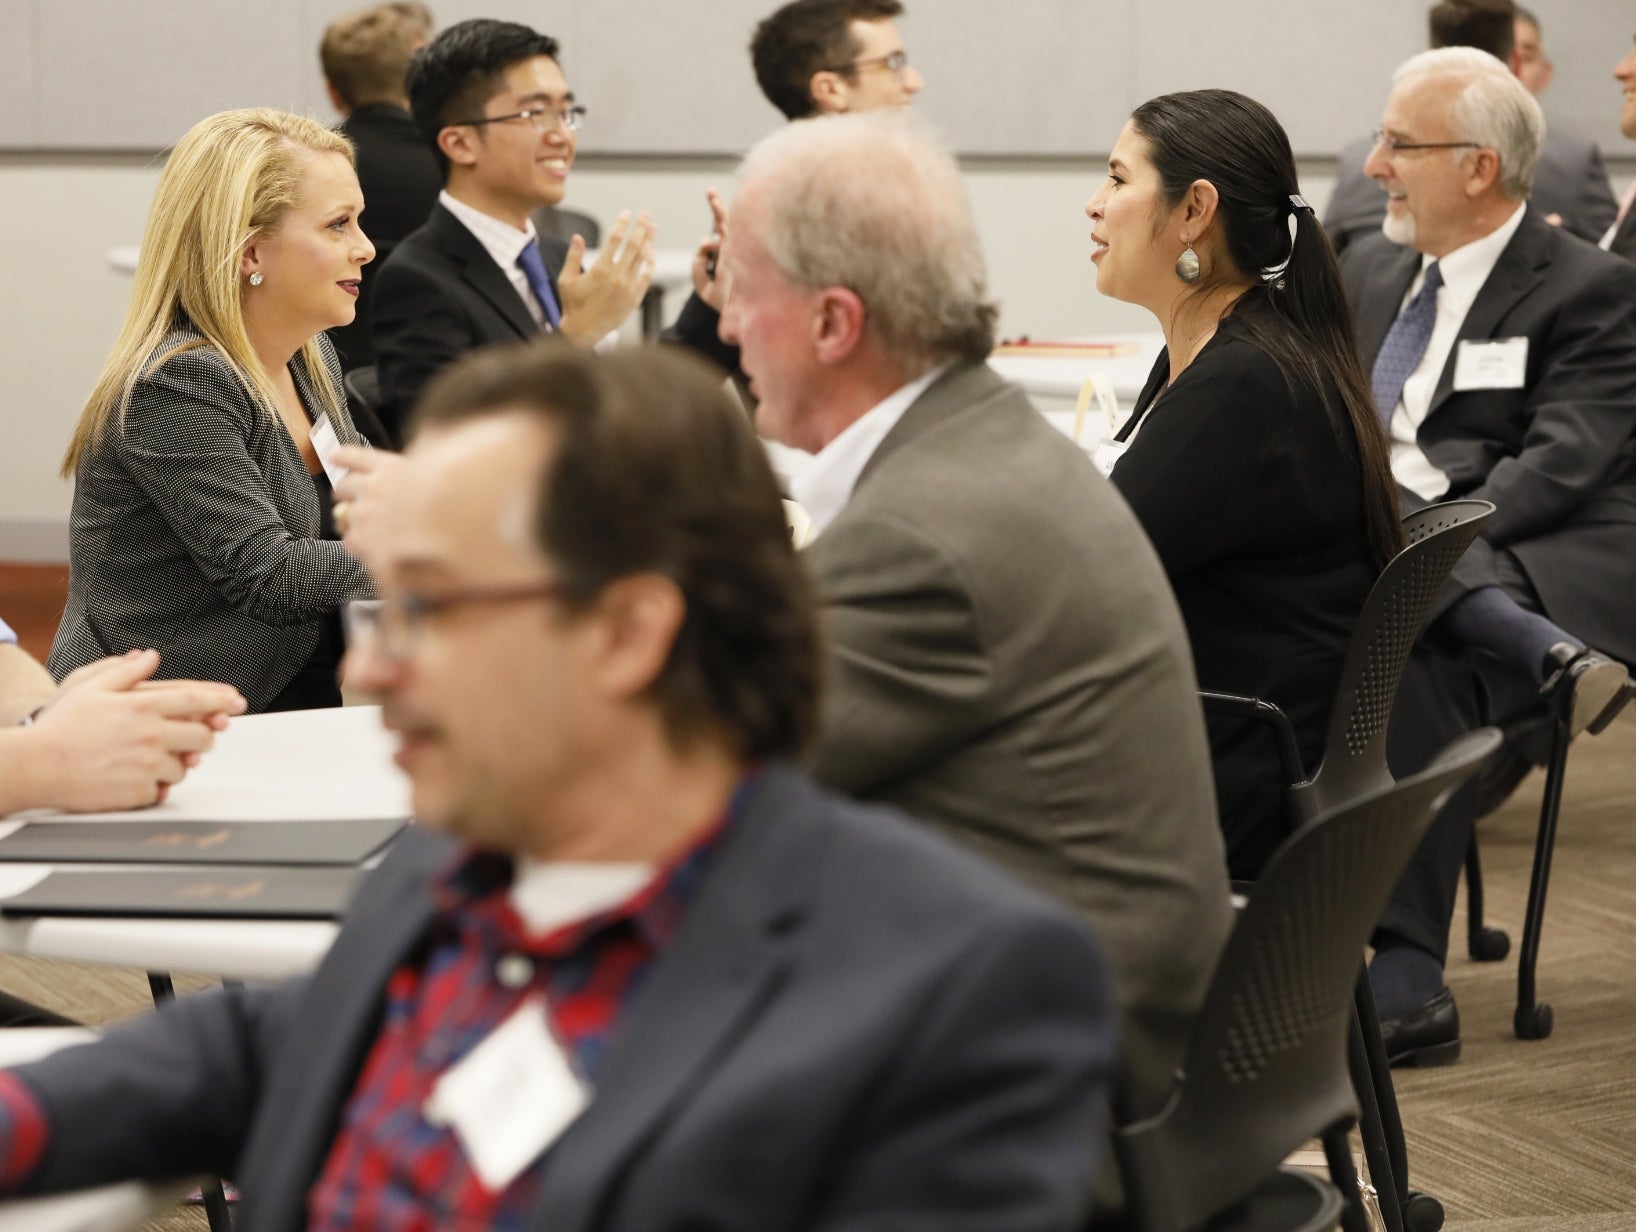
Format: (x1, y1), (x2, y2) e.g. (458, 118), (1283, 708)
(516, 242), (562, 330)
(1370, 260), (1443, 427)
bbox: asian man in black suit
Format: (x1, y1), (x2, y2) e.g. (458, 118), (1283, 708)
(370, 20), (655, 438)
(1342, 47), (1636, 1065)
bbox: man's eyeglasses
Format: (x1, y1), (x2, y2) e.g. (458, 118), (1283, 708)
(827, 50), (910, 77)
(344, 583), (565, 659)
(456, 104), (588, 134)
(1370, 128), (1480, 155)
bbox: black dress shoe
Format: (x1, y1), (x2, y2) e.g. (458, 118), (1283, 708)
(1380, 987), (1462, 1068)
(1540, 643), (1632, 739)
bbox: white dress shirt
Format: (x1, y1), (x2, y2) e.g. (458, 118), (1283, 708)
(1388, 203), (1527, 501)
(789, 365), (949, 540)
(509, 859), (654, 935)
(440, 190), (549, 328)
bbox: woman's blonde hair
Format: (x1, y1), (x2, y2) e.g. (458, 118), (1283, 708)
(62, 108), (355, 476)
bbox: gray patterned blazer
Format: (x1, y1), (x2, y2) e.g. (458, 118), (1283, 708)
(49, 325), (373, 711)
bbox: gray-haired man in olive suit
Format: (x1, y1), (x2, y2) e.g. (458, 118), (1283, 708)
(718, 112), (1233, 1143)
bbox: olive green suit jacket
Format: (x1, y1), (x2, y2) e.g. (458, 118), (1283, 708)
(805, 361), (1233, 1113)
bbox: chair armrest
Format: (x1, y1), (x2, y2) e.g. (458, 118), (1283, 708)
(1197, 691), (1307, 791)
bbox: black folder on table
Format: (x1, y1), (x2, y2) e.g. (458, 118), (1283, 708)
(0, 818), (404, 866)
(0, 867), (364, 920)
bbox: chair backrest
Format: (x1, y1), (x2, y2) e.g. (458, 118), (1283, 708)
(1115, 726), (1501, 1232)
(1288, 499), (1494, 824)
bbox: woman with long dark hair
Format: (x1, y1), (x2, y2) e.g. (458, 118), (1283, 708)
(1085, 89), (1403, 877)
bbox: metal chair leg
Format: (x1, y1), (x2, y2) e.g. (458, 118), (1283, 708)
(1515, 718), (1570, 1041)
(147, 973), (236, 1232)
(1464, 835), (1509, 961)
(1353, 976), (1445, 1231)
(1347, 1003), (1406, 1232)
(1322, 1127), (1372, 1232)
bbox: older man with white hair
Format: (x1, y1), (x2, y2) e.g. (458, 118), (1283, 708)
(718, 114), (1234, 1154)
(1342, 47), (1636, 1066)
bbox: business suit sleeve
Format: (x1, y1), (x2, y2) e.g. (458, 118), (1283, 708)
(119, 348), (370, 625)
(807, 516), (993, 796)
(371, 257), (473, 424)
(1467, 259), (1636, 545)
(811, 912), (1116, 1231)
(6, 980), (307, 1191)
(1565, 143), (1618, 243)
(1110, 368), (1280, 576)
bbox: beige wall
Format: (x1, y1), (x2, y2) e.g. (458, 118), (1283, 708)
(1, 155), (1624, 560)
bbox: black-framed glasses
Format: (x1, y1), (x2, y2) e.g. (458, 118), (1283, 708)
(455, 104), (587, 134)
(1370, 128), (1481, 155)
(827, 50), (910, 76)
(344, 583), (565, 659)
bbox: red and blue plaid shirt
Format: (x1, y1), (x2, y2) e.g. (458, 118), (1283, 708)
(0, 815), (726, 1229)
(306, 821), (725, 1231)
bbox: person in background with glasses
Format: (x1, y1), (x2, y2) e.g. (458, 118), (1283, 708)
(0, 346), (1119, 1229)
(1323, 0), (1614, 255)
(1341, 46), (1636, 1068)
(665, 0), (925, 376)
(369, 19), (656, 439)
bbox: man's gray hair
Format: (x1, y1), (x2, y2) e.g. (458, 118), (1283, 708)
(1394, 46), (1544, 200)
(735, 113), (997, 372)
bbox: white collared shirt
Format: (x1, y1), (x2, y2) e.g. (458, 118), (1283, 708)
(509, 859), (654, 935)
(440, 190), (549, 328)
(789, 365), (949, 540)
(1388, 202), (1528, 501)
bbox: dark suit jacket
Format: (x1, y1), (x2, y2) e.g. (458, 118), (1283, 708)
(8, 766), (1118, 1232)
(803, 361), (1233, 1116)
(47, 328), (372, 711)
(1607, 200), (1636, 264)
(371, 202), (568, 437)
(1111, 305), (1380, 879)
(328, 104), (441, 372)
(1342, 208), (1636, 663)
(1325, 129), (1617, 254)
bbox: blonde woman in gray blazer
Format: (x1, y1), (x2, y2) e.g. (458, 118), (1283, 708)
(51, 109), (376, 712)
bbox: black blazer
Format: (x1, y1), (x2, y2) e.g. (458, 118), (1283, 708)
(327, 104), (441, 373)
(47, 329), (372, 711)
(1111, 306), (1380, 879)
(1343, 208), (1636, 663)
(8, 765), (1118, 1232)
(370, 202), (569, 437)
(1324, 128), (1617, 254)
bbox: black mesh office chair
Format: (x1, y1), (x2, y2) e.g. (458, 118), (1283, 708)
(1199, 498), (1495, 1232)
(1115, 728), (1500, 1232)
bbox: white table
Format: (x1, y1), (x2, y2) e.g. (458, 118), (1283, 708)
(988, 332), (1164, 444)
(0, 706), (409, 980)
(0, 1029), (179, 1232)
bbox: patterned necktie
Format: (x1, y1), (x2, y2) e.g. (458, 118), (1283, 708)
(516, 242), (563, 330)
(1370, 260), (1443, 427)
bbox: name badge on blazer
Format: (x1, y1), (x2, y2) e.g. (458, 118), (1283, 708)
(1091, 438), (1128, 478)
(309, 414), (350, 484)
(1453, 337), (1528, 392)
(423, 993), (590, 1192)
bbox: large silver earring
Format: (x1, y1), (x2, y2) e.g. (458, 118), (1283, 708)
(248, 272), (263, 287)
(1174, 242), (1201, 284)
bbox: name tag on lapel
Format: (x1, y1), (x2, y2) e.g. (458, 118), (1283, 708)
(1090, 438), (1127, 477)
(309, 414), (349, 484)
(423, 994), (590, 1192)
(1453, 337), (1528, 392)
